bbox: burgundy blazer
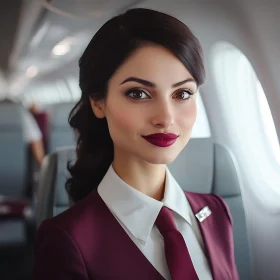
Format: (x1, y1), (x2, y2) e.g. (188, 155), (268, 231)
(33, 190), (239, 280)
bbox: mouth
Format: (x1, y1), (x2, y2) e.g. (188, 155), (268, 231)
(142, 133), (179, 147)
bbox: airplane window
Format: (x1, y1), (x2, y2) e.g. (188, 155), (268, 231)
(212, 42), (280, 165)
(256, 81), (280, 164)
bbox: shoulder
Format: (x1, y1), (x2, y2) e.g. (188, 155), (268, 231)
(184, 191), (233, 225)
(34, 206), (90, 279)
(39, 189), (101, 238)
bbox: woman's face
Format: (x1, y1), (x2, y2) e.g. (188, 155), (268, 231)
(92, 44), (198, 165)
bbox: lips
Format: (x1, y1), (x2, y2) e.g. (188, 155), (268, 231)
(142, 133), (178, 147)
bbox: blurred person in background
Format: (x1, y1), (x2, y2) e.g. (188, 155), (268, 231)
(0, 97), (45, 199)
(0, 72), (45, 166)
(28, 102), (49, 154)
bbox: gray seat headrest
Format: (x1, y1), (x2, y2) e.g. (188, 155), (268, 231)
(213, 143), (241, 197)
(168, 138), (213, 193)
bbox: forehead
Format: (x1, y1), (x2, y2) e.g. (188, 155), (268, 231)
(110, 45), (194, 86)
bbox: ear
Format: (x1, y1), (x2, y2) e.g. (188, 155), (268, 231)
(89, 97), (106, 119)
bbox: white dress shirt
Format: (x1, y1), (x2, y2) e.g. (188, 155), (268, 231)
(21, 109), (42, 142)
(98, 165), (213, 280)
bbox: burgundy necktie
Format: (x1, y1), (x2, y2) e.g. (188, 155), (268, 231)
(155, 206), (199, 280)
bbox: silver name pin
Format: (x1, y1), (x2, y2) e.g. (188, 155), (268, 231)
(195, 206), (212, 222)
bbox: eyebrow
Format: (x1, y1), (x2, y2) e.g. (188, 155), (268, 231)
(120, 77), (196, 88)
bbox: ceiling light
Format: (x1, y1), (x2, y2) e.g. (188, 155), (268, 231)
(52, 36), (74, 56)
(26, 66), (38, 78)
(52, 44), (70, 56)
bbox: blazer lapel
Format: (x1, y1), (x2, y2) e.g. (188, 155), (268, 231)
(185, 191), (233, 280)
(89, 190), (165, 280)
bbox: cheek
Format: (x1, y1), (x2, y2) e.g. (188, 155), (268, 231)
(106, 105), (139, 139)
(176, 101), (197, 130)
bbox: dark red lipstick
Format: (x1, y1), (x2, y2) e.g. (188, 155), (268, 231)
(142, 133), (178, 147)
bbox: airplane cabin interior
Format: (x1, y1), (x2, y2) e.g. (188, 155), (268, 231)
(0, 0), (280, 279)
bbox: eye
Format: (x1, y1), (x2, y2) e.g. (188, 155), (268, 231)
(173, 90), (194, 100)
(125, 88), (150, 100)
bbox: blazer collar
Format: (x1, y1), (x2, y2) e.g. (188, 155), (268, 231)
(97, 165), (192, 244)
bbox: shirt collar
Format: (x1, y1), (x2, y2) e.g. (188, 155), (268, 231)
(97, 165), (192, 244)
(163, 168), (192, 226)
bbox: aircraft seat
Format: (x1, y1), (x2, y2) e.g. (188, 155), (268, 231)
(48, 102), (76, 152)
(0, 102), (29, 244)
(0, 103), (27, 197)
(36, 146), (76, 227)
(168, 139), (251, 280)
(36, 139), (252, 279)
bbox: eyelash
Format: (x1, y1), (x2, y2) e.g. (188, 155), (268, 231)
(125, 87), (194, 100)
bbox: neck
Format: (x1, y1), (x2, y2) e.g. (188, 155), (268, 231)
(112, 155), (166, 201)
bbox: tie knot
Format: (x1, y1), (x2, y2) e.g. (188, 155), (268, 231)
(155, 206), (177, 234)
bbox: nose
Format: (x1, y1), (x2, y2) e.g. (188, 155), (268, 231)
(151, 101), (174, 129)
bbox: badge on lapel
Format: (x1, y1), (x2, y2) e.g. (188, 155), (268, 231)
(195, 206), (212, 222)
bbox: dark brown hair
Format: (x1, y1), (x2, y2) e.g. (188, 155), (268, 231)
(66, 8), (206, 203)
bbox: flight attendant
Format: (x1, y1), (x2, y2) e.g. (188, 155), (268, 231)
(33, 8), (239, 280)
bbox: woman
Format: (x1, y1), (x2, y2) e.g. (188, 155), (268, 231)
(33, 8), (239, 280)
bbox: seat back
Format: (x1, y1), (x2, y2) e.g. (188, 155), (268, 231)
(0, 103), (26, 197)
(0, 103), (27, 244)
(36, 140), (251, 279)
(212, 144), (251, 280)
(168, 139), (251, 280)
(36, 146), (75, 226)
(48, 103), (76, 152)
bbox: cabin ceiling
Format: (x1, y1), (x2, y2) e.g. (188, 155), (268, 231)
(0, 0), (23, 75)
(0, 0), (143, 78)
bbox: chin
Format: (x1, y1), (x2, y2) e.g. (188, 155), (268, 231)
(143, 152), (179, 165)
